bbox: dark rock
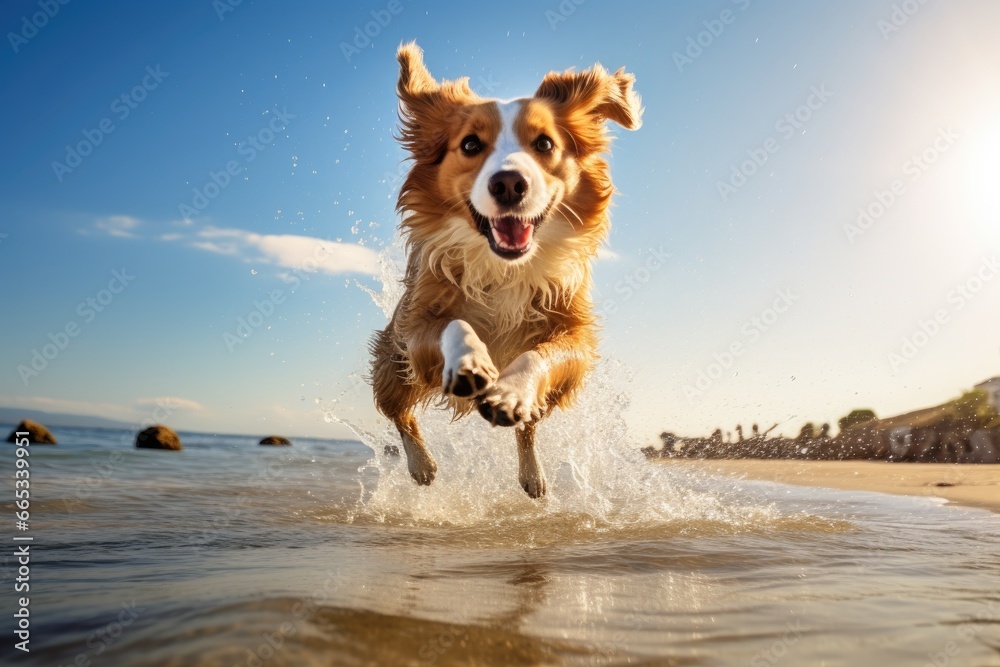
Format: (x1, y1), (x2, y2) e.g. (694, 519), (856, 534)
(260, 435), (292, 446)
(384, 444), (400, 456)
(6, 419), (57, 445)
(136, 425), (182, 450)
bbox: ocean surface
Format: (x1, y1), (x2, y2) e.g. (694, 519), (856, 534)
(2, 368), (1000, 666)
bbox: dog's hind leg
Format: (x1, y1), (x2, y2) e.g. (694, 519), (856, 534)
(516, 422), (546, 498)
(396, 412), (437, 485)
(371, 327), (438, 486)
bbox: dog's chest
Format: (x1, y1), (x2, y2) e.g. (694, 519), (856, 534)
(458, 290), (547, 363)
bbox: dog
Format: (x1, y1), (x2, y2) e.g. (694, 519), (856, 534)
(370, 42), (642, 497)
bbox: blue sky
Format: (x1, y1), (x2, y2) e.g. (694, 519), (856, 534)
(1, 0), (998, 440)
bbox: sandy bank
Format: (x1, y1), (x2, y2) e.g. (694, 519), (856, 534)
(666, 459), (1000, 514)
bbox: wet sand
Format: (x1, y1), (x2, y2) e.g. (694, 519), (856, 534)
(668, 459), (1000, 513)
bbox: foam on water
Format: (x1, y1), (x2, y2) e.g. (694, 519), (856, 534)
(330, 240), (792, 534)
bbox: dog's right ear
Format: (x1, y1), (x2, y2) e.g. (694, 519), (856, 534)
(397, 41), (439, 100)
(395, 42), (476, 164)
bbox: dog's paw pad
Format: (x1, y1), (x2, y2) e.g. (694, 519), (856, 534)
(478, 401), (517, 427)
(478, 386), (542, 427)
(472, 372), (491, 393)
(443, 354), (497, 399)
(451, 374), (475, 398)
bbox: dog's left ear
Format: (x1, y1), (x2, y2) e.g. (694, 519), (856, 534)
(601, 68), (643, 130)
(535, 65), (643, 151)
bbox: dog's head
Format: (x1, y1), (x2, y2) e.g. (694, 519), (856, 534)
(395, 42), (642, 266)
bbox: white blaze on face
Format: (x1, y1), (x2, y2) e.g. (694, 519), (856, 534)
(469, 100), (550, 221)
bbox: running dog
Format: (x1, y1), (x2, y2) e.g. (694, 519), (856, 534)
(370, 42), (642, 497)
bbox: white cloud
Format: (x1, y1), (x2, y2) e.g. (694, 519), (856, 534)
(94, 215), (140, 238)
(190, 240), (240, 255)
(0, 396), (205, 424)
(0, 396), (140, 422)
(192, 226), (379, 276)
(85, 214), (380, 277)
(134, 396), (204, 413)
(0, 395), (206, 423)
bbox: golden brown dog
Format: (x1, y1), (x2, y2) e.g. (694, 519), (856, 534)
(370, 42), (642, 497)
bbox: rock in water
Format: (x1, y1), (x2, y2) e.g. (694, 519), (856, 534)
(6, 419), (57, 445)
(259, 435), (292, 446)
(136, 425), (183, 450)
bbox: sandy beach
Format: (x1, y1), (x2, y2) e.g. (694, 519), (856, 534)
(667, 459), (1000, 514)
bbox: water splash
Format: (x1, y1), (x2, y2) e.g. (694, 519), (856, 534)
(330, 237), (786, 535)
(352, 242), (407, 321)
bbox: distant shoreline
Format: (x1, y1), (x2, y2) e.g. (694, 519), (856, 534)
(666, 459), (1000, 514)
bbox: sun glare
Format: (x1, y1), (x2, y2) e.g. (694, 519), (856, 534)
(963, 120), (1000, 239)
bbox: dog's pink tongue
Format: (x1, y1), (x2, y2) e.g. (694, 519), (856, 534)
(494, 217), (533, 248)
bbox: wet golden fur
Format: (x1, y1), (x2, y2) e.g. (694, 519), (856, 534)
(369, 42), (642, 496)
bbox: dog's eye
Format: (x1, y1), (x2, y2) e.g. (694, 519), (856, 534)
(534, 135), (554, 153)
(460, 134), (483, 156)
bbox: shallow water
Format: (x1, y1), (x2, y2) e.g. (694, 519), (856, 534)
(2, 366), (999, 666)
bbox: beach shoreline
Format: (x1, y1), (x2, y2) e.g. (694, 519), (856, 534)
(665, 459), (1000, 514)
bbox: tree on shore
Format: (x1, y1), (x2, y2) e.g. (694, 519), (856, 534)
(838, 409), (877, 432)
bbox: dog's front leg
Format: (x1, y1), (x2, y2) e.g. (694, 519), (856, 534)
(477, 332), (595, 428)
(476, 350), (548, 427)
(477, 336), (593, 498)
(440, 320), (498, 398)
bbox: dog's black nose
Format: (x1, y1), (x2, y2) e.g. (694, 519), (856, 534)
(488, 170), (528, 207)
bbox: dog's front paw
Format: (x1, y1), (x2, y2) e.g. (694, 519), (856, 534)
(442, 349), (497, 398)
(441, 321), (497, 398)
(477, 382), (543, 427)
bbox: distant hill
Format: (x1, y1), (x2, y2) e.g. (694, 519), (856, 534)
(864, 388), (999, 433)
(0, 407), (134, 431)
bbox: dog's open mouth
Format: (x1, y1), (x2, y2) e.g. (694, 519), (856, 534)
(468, 200), (554, 260)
